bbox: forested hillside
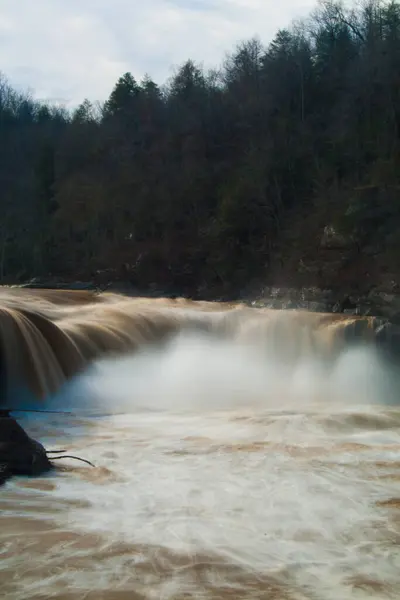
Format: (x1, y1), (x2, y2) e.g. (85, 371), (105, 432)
(1, 0), (400, 299)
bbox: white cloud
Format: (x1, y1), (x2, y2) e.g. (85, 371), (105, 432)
(0, 0), (316, 107)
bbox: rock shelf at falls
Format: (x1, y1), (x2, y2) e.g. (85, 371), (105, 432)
(0, 286), (399, 405)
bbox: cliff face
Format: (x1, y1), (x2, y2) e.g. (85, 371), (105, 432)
(261, 185), (400, 322)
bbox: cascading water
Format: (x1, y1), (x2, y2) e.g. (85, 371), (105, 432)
(1, 288), (400, 600)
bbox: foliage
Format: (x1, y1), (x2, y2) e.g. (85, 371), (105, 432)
(1, 0), (400, 294)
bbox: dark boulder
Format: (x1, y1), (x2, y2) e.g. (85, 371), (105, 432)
(0, 410), (53, 484)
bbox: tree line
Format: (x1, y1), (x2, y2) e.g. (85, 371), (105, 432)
(1, 0), (400, 296)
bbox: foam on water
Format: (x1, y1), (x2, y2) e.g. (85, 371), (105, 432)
(51, 330), (397, 414)
(2, 330), (400, 599)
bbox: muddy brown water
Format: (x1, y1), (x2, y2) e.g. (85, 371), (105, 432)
(1, 407), (400, 600)
(0, 289), (400, 599)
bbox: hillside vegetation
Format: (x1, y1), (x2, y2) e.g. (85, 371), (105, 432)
(1, 0), (400, 299)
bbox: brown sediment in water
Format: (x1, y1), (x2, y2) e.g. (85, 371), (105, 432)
(57, 464), (123, 484)
(345, 575), (397, 595)
(16, 479), (57, 491)
(1, 410), (400, 599)
(376, 498), (400, 509)
(0, 515), (297, 600)
(0, 289), (400, 599)
(0, 287), (395, 404)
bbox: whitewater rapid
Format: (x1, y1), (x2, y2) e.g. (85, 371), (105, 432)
(1, 331), (400, 599)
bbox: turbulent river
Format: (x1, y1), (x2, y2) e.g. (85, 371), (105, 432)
(0, 290), (400, 599)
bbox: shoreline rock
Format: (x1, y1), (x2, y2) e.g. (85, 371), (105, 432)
(5, 277), (400, 322)
(0, 411), (52, 485)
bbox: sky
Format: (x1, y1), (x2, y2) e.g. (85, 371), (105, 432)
(0, 0), (316, 108)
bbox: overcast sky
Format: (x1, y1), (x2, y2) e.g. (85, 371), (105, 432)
(0, 0), (316, 107)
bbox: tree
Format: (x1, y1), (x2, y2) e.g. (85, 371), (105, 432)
(1, 0), (400, 296)
(103, 72), (140, 118)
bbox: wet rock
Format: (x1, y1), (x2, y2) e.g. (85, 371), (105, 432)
(256, 285), (400, 323)
(332, 296), (359, 313)
(373, 322), (400, 363)
(254, 286), (335, 312)
(21, 279), (95, 291)
(0, 411), (52, 485)
(0, 462), (10, 485)
(307, 301), (330, 313)
(320, 225), (355, 249)
(367, 290), (400, 322)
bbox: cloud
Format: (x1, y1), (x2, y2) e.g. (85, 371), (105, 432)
(0, 0), (316, 107)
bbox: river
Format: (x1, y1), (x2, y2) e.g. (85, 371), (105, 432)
(1, 292), (400, 599)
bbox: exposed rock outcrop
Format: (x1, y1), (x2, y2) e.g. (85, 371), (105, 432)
(250, 285), (400, 322)
(0, 411), (52, 485)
